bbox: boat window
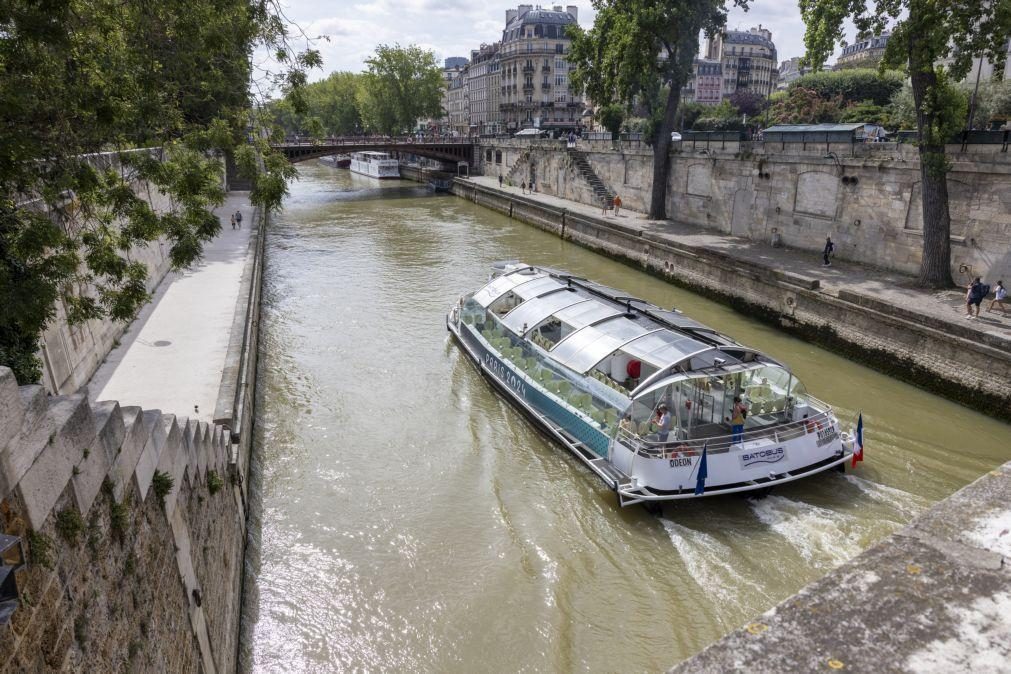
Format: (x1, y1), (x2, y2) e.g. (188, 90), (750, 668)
(488, 291), (522, 316)
(502, 294), (587, 335)
(511, 275), (565, 300)
(620, 331), (707, 369)
(552, 301), (623, 330)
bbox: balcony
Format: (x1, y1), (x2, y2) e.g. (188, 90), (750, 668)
(541, 83), (552, 91)
(542, 65), (551, 73)
(522, 64), (535, 73)
(522, 83), (535, 92)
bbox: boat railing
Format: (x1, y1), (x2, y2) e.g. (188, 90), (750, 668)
(615, 407), (837, 459)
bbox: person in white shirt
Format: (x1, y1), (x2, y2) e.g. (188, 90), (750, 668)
(987, 280), (1007, 316)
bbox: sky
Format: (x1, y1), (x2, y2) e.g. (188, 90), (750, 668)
(272, 0), (853, 81)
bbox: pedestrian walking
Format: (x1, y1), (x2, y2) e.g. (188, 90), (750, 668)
(498, 175), (503, 188)
(230, 214), (236, 230)
(235, 210), (243, 228)
(966, 276), (989, 319)
(822, 237), (835, 266)
(613, 195), (622, 217)
(521, 181), (526, 194)
(602, 195), (612, 216)
(530, 180), (536, 193)
(987, 280), (1007, 316)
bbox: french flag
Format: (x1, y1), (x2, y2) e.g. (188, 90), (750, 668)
(851, 413), (864, 468)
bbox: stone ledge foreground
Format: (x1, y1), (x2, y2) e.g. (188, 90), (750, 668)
(669, 461), (1011, 673)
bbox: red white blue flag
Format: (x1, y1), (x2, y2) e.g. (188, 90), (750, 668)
(851, 412), (864, 468)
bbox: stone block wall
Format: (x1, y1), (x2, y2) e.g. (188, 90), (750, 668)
(0, 366), (244, 673)
(477, 140), (1011, 282)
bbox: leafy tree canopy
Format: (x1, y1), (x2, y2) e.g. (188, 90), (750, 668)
(568, 0), (748, 219)
(0, 0), (317, 381)
(787, 68), (904, 106)
(356, 45), (444, 135)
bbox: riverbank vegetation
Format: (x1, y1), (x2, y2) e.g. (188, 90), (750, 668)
(266, 44), (444, 137)
(0, 0), (319, 382)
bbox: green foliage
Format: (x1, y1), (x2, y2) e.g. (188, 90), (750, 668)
(787, 69), (904, 106)
(110, 497), (130, 542)
(55, 508), (86, 545)
(27, 530), (54, 569)
(839, 101), (888, 125)
(597, 104), (626, 139)
(568, 0), (748, 219)
(767, 87), (844, 124)
(207, 470), (224, 495)
(267, 72), (365, 136)
(356, 45), (444, 134)
(886, 84), (917, 129)
(962, 80), (1011, 129)
(152, 471), (174, 507)
(0, 0), (320, 382)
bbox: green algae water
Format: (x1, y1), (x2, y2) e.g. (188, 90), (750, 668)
(240, 163), (1011, 672)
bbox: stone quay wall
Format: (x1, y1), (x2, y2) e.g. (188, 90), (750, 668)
(451, 179), (1011, 420)
(0, 366), (244, 672)
(36, 149), (176, 397)
(478, 139), (1011, 283)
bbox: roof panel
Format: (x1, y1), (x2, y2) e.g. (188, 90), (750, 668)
(553, 301), (624, 329)
(472, 269), (542, 307)
(622, 331), (707, 367)
(551, 317), (654, 373)
(512, 275), (565, 300)
(502, 294), (588, 335)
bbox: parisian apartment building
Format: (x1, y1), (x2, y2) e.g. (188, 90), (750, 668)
(683, 26), (779, 105)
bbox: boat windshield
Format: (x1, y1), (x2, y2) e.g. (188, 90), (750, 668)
(617, 364), (829, 453)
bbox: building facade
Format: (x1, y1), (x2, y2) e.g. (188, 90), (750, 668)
(469, 43), (503, 135)
(446, 68), (470, 136)
(499, 4), (584, 132)
(777, 57), (809, 90)
(835, 33), (890, 68)
(684, 25), (778, 104)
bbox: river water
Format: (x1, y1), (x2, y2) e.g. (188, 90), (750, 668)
(241, 163), (1011, 672)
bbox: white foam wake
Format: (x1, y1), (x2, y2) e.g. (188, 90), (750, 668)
(661, 519), (772, 620)
(749, 495), (864, 569)
(841, 474), (931, 521)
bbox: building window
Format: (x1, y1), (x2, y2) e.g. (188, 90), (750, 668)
(555, 43), (563, 54)
(495, 150), (502, 164)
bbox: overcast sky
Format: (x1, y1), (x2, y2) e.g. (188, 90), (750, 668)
(275, 0), (852, 80)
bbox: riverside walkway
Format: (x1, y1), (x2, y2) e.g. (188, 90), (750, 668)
(88, 193), (253, 421)
(470, 176), (1011, 339)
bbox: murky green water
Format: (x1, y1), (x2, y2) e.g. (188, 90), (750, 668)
(241, 164), (1011, 672)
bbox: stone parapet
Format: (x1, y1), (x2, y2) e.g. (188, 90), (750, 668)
(0, 366), (245, 672)
(668, 459), (1011, 672)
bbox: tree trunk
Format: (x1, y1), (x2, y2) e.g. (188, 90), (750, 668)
(649, 82), (681, 220)
(909, 51), (955, 287)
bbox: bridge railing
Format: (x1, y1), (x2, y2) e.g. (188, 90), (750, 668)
(277, 135), (475, 147)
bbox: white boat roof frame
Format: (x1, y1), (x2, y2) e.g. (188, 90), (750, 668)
(471, 265), (781, 388)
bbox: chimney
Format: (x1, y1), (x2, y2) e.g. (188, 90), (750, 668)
(506, 8), (518, 23)
(518, 4), (533, 18)
(553, 5), (562, 12)
(567, 5), (578, 21)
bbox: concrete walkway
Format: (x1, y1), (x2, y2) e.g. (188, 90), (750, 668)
(88, 194), (253, 421)
(472, 176), (1011, 340)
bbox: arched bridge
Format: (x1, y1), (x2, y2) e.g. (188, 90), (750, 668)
(271, 136), (476, 165)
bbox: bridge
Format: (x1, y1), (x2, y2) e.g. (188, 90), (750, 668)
(271, 136), (477, 165)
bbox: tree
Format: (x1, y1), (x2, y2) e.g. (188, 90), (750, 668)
(569, 0), (746, 220)
(356, 44), (444, 134)
(728, 90), (768, 118)
(0, 0), (317, 382)
(597, 103), (627, 140)
(799, 0), (1010, 287)
(787, 69), (903, 106)
(767, 87), (844, 124)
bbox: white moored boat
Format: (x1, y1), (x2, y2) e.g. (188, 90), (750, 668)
(447, 262), (857, 507)
(349, 151), (400, 179)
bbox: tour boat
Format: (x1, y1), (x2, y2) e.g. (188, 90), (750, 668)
(447, 262), (857, 507)
(320, 154), (351, 168)
(349, 151), (400, 179)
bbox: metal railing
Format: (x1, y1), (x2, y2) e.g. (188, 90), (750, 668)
(615, 405), (836, 459)
(277, 135), (475, 147)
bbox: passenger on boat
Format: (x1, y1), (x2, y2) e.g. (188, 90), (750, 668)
(654, 404), (672, 443)
(619, 413), (635, 434)
(729, 397), (748, 444)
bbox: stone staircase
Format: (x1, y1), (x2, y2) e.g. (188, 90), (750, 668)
(567, 149), (615, 205)
(504, 149), (531, 184)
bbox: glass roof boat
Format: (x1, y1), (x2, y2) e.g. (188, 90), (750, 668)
(447, 262), (857, 507)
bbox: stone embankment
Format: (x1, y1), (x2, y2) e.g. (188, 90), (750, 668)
(669, 458), (1011, 672)
(451, 178), (1011, 420)
(0, 366), (243, 672)
(479, 138), (1011, 282)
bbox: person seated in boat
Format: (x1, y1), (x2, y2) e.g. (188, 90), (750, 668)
(654, 403), (672, 443)
(619, 413), (635, 435)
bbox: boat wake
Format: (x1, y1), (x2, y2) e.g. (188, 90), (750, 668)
(661, 519), (773, 623)
(841, 474), (931, 521)
(748, 495), (864, 570)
